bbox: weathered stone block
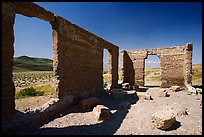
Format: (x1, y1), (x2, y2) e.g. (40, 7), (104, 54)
(79, 97), (100, 110)
(196, 88), (202, 94)
(159, 89), (170, 97)
(186, 84), (197, 94)
(136, 92), (152, 100)
(92, 105), (112, 121)
(122, 83), (131, 89)
(151, 108), (176, 130)
(170, 86), (181, 92)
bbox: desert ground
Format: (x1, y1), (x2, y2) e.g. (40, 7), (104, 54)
(15, 87), (202, 135)
(12, 64), (202, 135)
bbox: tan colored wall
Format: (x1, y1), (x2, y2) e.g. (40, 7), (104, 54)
(107, 48), (119, 89)
(120, 44), (193, 88)
(120, 50), (135, 85)
(2, 2), (118, 123)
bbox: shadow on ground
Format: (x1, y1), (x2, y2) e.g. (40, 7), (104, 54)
(16, 91), (138, 135)
(163, 121), (182, 131)
(136, 87), (149, 92)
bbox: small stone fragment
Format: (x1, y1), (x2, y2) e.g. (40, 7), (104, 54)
(92, 105), (112, 121)
(170, 86), (181, 92)
(136, 92), (153, 100)
(79, 97), (100, 110)
(152, 108), (176, 130)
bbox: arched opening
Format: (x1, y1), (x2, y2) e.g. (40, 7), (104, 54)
(144, 55), (161, 87)
(13, 14), (56, 112)
(103, 49), (109, 89)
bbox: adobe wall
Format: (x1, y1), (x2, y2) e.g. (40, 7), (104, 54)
(2, 2), (118, 122)
(120, 44), (193, 88)
(2, 2), (16, 121)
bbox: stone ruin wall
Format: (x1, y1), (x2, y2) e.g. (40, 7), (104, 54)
(2, 2), (193, 132)
(120, 44), (193, 88)
(2, 2), (119, 122)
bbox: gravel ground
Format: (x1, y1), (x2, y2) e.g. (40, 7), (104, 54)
(16, 87), (202, 135)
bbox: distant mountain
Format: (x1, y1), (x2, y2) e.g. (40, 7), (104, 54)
(13, 56), (53, 72)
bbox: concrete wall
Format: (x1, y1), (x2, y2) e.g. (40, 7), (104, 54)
(2, 2), (118, 122)
(120, 44), (193, 88)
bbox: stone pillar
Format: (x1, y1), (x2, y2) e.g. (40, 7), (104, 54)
(2, 2), (16, 121)
(120, 50), (125, 83)
(108, 48), (118, 89)
(184, 43), (193, 86)
(51, 22), (60, 99)
(120, 50), (134, 85)
(134, 58), (145, 87)
(160, 55), (167, 88)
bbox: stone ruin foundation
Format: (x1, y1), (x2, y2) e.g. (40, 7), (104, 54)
(2, 2), (193, 134)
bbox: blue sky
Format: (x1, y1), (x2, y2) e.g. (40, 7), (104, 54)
(14, 2), (202, 66)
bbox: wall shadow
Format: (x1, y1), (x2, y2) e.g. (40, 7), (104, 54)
(26, 109), (129, 135)
(163, 120), (182, 131)
(123, 51), (135, 85)
(15, 91), (138, 135)
(136, 87), (149, 92)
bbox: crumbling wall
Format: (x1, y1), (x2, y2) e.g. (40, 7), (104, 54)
(53, 15), (105, 102)
(107, 46), (119, 89)
(120, 50), (135, 85)
(120, 44), (193, 88)
(2, 2), (16, 121)
(183, 43), (193, 86)
(2, 2), (118, 124)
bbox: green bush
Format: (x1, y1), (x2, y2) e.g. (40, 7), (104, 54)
(15, 87), (44, 99)
(34, 85), (54, 95)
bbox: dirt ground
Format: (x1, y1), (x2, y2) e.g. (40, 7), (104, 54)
(15, 87), (202, 135)
(15, 95), (53, 111)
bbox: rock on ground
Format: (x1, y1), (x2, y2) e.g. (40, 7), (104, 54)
(79, 97), (100, 110)
(92, 105), (112, 122)
(136, 92), (153, 100)
(151, 107), (176, 130)
(170, 86), (181, 92)
(159, 89), (170, 97)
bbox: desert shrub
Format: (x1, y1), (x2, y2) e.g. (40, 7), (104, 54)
(15, 85), (54, 99)
(151, 76), (160, 81)
(103, 74), (109, 82)
(34, 85), (54, 95)
(15, 87), (44, 99)
(103, 74), (109, 89)
(103, 81), (108, 88)
(145, 69), (152, 76)
(13, 71), (54, 88)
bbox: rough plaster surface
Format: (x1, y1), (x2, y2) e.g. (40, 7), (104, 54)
(120, 44), (193, 88)
(2, 2), (193, 134)
(2, 2), (118, 124)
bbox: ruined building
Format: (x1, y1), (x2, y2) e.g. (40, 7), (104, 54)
(2, 2), (193, 133)
(120, 45), (193, 88)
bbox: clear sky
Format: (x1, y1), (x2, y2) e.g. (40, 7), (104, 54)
(14, 2), (202, 66)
